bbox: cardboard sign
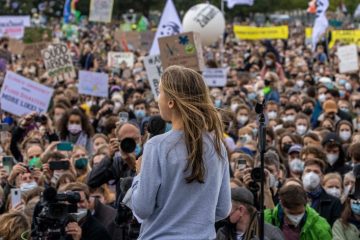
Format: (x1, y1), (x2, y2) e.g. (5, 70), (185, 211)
(23, 42), (49, 60)
(89, 0), (114, 23)
(0, 71), (54, 116)
(9, 39), (25, 55)
(337, 44), (359, 73)
(108, 52), (134, 68)
(144, 55), (163, 100)
(42, 44), (76, 81)
(202, 68), (228, 87)
(114, 30), (155, 52)
(78, 71), (109, 98)
(0, 16), (31, 39)
(158, 31), (204, 72)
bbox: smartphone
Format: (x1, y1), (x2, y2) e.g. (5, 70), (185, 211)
(0, 123), (10, 132)
(49, 160), (70, 171)
(11, 188), (21, 207)
(2, 156), (15, 173)
(237, 159), (247, 170)
(57, 142), (73, 151)
(119, 112), (129, 124)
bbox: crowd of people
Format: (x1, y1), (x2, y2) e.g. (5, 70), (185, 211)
(0, 10), (359, 240)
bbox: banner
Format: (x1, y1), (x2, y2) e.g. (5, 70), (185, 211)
(78, 71), (109, 98)
(108, 52), (134, 68)
(328, 30), (360, 49)
(227, 0), (254, 8)
(233, 25), (289, 40)
(312, 0), (329, 50)
(89, 0), (114, 23)
(23, 42), (49, 60)
(0, 16), (31, 39)
(337, 45), (359, 74)
(158, 31), (205, 72)
(41, 44), (76, 81)
(0, 71), (54, 116)
(202, 68), (228, 87)
(149, 0), (182, 55)
(144, 55), (163, 100)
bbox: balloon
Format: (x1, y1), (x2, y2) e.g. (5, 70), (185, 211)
(182, 3), (225, 46)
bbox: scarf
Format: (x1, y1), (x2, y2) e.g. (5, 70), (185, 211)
(307, 186), (323, 209)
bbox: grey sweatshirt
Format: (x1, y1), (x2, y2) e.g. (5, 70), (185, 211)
(131, 129), (231, 240)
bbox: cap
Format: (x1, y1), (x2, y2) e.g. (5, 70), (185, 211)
(231, 187), (254, 206)
(323, 100), (338, 114)
(288, 144), (302, 154)
(322, 132), (341, 146)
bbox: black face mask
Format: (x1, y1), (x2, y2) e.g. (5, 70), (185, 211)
(264, 79), (271, 86)
(303, 107), (313, 115)
(283, 144), (292, 154)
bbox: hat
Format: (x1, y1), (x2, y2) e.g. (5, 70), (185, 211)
(322, 132), (341, 146)
(288, 144), (302, 154)
(231, 187), (254, 206)
(323, 100), (338, 113)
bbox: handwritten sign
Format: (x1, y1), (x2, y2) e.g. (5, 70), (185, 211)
(202, 68), (228, 87)
(337, 44), (359, 73)
(42, 44), (76, 81)
(0, 71), (54, 116)
(0, 16), (31, 39)
(89, 0), (114, 23)
(144, 55), (163, 100)
(108, 52), (134, 68)
(78, 71), (108, 98)
(158, 31), (204, 72)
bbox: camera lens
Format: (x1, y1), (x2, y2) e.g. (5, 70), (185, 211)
(251, 167), (262, 182)
(120, 138), (136, 153)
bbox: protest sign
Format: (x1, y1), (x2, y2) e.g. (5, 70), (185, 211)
(328, 30), (360, 49)
(202, 68), (228, 87)
(78, 71), (109, 98)
(114, 30), (154, 52)
(23, 42), (49, 60)
(337, 44), (359, 74)
(108, 52), (134, 68)
(89, 0), (114, 23)
(0, 16), (31, 39)
(158, 32), (204, 72)
(0, 71), (54, 116)
(144, 55), (163, 100)
(233, 25), (289, 40)
(9, 39), (25, 55)
(42, 44), (76, 81)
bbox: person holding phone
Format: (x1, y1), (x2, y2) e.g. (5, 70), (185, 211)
(131, 66), (231, 239)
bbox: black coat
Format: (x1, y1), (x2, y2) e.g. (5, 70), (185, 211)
(312, 189), (342, 227)
(80, 212), (112, 240)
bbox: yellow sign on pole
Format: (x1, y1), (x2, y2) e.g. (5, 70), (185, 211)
(233, 25), (289, 40)
(328, 30), (360, 49)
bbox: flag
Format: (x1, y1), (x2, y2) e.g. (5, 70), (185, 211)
(137, 16), (149, 32)
(71, 0), (81, 23)
(227, 0), (254, 8)
(149, 0), (182, 55)
(355, 4), (360, 18)
(63, 0), (71, 24)
(312, 0), (329, 51)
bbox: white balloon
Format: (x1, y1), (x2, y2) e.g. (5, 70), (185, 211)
(182, 3), (225, 46)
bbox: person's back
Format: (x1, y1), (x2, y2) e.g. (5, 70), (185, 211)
(132, 130), (230, 239)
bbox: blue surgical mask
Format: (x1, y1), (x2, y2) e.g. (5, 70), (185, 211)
(135, 110), (146, 119)
(135, 144), (142, 157)
(248, 92), (257, 101)
(351, 201), (360, 215)
(214, 99), (222, 108)
(165, 123), (172, 132)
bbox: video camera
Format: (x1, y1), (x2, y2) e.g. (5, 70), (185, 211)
(32, 187), (81, 240)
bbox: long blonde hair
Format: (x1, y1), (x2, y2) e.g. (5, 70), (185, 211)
(161, 65), (224, 183)
(0, 212), (30, 240)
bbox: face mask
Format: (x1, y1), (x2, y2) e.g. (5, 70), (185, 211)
(326, 153), (339, 166)
(345, 82), (352, 91)
(252, 128), (258, 137)
(29, 157), (42, 169)
(20, 181), (38, 193)
(287, 115), (295, 122)
(339, 90), (345, 98)
(135, 144), (142, 157)
(296, 125), (307, 135)
(54, 115), (62, 123)
(70, 208), (88, 222)
(266, 60), (273, 66)
(268, 111), (277, 120)
(135, 110), (146, 119)
(75, 158), (88, 170)
(318, 94), (326, 103)
(339, 131), (351, 141)
(340, 107), (349, 113)
(237, 116), (249, 125)
(230, 103), (239, 112)
(240, 134), (252, 144)
(68, 124), (82, 135)
(339, 79), (346, 86)
(269, 173), (278, 188)
(296, 80), (304, 88)
(351, 201), (360, 215)
(343, 185), (355, 196)
(247, 92), (257, 101)
(325, 187), (341, 198)
(289, 158), (304, 173)
(283, 144), (292, 154)
(264, 79), (271, 86)
(303, 107), (313, 116)
(215, 99), (222, 108)
(286, 212), (305, 227)
(302, 172), (320, 191)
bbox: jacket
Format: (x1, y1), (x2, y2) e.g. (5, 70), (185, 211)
(332, 219), (360, 240)
(264, 204), (332, 240)
(79, 211), (112, 240)
(311, 188), (342, 226)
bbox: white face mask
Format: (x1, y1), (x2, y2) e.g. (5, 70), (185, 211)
(70, 208), (88, 222)
(325, 187), (341, 199)
(302, 172), (320, 191)
(318, 93), (326, 103)
(296, 80), (304, 88)
(231, 103), (239, 112)
(286, 212), (305, 227)
(237, 116), (249, 125)
(20, 181), (38, 193)
(269, 173), (278, 188)
(339, 131), (351, 141)
(240, 134), (252, 144)
(68, 124), (82, 135)
(268, 111), (277, 120)
(326, 153), (339, 166)
(289, 158), (304, 173)
(283, 115), (295, 123)
(343, 184), (355, 196)
(296, 125), (307, 135)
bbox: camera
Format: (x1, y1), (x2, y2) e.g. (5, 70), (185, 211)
(251, 167), (262, 182)
(32, 187), (80, 240)
(120, 138), (136, 153)
(34, 114), (48, 124)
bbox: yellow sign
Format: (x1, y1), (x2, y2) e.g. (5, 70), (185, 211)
(305, 28), (312, 39)
(328, 30), (360, 49)
(233, 25), (289, 40)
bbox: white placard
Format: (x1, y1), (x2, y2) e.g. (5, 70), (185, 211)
(108, 52), (134, 68)
(89, 0), (114, 23)
(144, 55), (162, 100)
(202, 68), (228, 87)
(337, 44), (359, 73)
(78, 71), (109, 98)
(0, 16), (31, 39)
(0, 71), (54, 116)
